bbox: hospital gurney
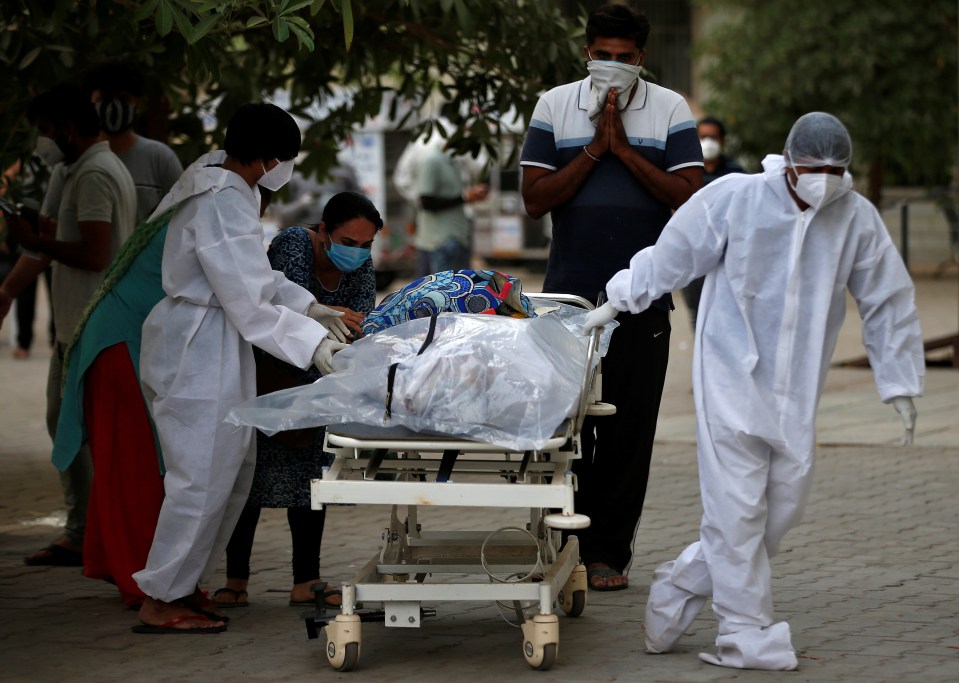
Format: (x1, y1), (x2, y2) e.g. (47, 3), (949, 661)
(302, 294), (615, 672)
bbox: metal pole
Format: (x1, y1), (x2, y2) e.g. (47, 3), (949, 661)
(900, 202), (910, 272)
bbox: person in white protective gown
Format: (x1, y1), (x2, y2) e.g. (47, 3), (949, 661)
(133, 103), (352, 634)
(584, 112), (924, 670)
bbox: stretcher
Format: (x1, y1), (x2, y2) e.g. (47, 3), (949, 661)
(302, 294), (615, 671)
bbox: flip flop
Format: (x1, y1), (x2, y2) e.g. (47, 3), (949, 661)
(587, 563), (629, 592)
(181, 594), (231, 622)
(23, 544), (83, 567)
(131, 614), (227, 634)
(211, 587), (249, 608)
(290, 588), (342, 607)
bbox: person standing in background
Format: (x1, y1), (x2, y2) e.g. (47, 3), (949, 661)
(0, 84), (137, 568)
(414, 143), (488, 277)
(83, 61), (183, 226)
(520, 4), (703, 591)
(681, 116), (745, 331)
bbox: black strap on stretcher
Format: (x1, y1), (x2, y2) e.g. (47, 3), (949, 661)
(384, 313), (439, 420)
(383, 314), (459, 482)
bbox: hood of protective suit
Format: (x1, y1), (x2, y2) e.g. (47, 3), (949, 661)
(150, 150), (259, 220)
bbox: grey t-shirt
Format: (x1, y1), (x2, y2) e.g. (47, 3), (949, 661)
(117, 135), (183, 225)
(415, 147), (469, 251)
(52, 141), (136, 343)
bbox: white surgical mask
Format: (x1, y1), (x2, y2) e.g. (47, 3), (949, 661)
(34, 136), (64, 168)
(258, 158), (295, 191)
(789, 168), (851, 210)
(700, 137), (721, 162)
(586, 56), (642, 124)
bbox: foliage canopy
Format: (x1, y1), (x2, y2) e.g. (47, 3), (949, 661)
(1, 0), (584, 190)
(696, 0), (958, 203)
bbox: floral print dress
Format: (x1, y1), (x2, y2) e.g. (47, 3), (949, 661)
(246, 226), (376, 508)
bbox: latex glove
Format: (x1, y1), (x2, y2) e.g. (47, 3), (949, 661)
(891, 396), (917, 446)
(312, 338), (349, 375)
(582, 301), (619, 334)
(307, 302), (351, 343)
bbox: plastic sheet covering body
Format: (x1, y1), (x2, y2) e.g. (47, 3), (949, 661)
(228, 303), (613, 451)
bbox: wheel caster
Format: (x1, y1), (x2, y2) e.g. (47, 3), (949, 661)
(521, 613), (559, 670)
(558, 564), (587, 617)
(325, 614), (361, 671)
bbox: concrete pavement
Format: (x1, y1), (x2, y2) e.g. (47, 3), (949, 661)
(0, 273), (956, 682)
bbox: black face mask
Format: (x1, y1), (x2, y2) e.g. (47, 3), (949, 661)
(95, 99), (136, 134)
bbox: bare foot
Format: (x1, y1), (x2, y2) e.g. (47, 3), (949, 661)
(138, 597), (225, 630)
(291, 578), (341, 606)
(586, 562), (629, 591)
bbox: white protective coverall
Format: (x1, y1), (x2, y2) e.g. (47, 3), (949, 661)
(134, 152), (328, 601)
(605, 154), (924, 669)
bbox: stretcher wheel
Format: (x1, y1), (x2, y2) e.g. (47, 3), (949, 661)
(559, 564), (587, 617)
(559, 590), (586, 617)
(325, 614), (362, 671)
(521, 614), (559, 670)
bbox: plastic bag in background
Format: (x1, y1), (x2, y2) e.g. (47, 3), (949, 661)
(228, 305), (616, 451)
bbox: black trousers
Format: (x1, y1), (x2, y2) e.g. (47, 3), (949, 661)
(570, 306), (670, 573)
(226, 505), (327, 584)
(15, 266), (54, 350)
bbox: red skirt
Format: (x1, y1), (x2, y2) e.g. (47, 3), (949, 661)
(82, 343), (164, 607)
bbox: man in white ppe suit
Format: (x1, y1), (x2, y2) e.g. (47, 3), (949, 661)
(134, 103), (351, 633)
(584, 112), (924, 669)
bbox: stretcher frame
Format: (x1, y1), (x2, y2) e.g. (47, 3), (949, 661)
(305, 294), (614, 671)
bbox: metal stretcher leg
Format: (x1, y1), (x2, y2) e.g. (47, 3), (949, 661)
(435, 449), (460, 483)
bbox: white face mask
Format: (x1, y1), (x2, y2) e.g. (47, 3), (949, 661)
(789, 168), (851, 210)
(258, 158), (295, 191)
(34, 136), (64, 168)
(700, 137), (721, 162)
(586, 56), (642, 124)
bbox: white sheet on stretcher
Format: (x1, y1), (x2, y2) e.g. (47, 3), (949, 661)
(227, 303), (616, 451)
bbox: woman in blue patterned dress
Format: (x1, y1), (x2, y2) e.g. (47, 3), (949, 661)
(213, 192), (381, 608)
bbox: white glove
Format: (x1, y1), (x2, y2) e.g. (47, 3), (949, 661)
(307, 302), (351, 343)
(582, 301), (619, 334)
(891, 396), (917, 446)
(312, 337), (348, 375)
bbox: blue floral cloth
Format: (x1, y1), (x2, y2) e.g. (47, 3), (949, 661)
(361, 269), (535, 336)
(248, 226), (376, 508)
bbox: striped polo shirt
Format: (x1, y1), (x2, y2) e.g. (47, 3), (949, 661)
(521, 76), (703, 305)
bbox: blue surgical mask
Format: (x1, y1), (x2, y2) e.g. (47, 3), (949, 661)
(325, 239), (370, 273)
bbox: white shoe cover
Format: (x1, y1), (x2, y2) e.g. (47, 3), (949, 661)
(698, 622), (798, 670)
(644, 561), (708, 654)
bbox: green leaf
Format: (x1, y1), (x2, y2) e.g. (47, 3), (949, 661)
(273, 17), (290, 42)
(341, 0), (353, 50)
(246, 15), (268, 28)
(288, 22), (314, 52)
(134, 0), (160, 22)
(156, 1), (173, 36)
(170, 5), (194, 41)
(189, 12), (219, 44)
(281, 0), (314, 16)
(18, 46), (41, 70)
(310, 0), (327, 16)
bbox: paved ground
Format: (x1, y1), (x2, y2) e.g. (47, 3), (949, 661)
(0, 272), (956, 682)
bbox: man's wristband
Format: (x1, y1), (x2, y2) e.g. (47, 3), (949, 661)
(583, 145), (601, 162)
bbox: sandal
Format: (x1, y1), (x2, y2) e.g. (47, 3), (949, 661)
(212, 587), (249, 608)
(290, 585), (342, 607)
(24, 543), (83, 567)
(586, 563), (629, 592)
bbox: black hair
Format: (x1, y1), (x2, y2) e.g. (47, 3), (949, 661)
(322, 191), (384, 232)
(586, 4), (650, 49)
(27, 84), (100, 138)
(83, 61), (145, 99)
(223, 102), (301, 165)
(697, 116), (727, 139)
